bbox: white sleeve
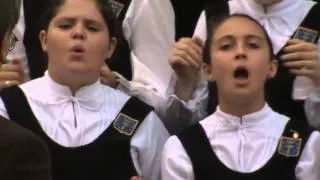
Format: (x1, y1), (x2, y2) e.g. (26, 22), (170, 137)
(130, 111), (170, 179)
(158, 74), (208, 134)
(115, 72), (208, 135)
(192, 11), (207, 42)
(295, 131), (320, 180)
(161, 135), (194, 180)
(305, 88), (320, 130)
(0, 98), (9, 119)
(124, 0), (175, 96)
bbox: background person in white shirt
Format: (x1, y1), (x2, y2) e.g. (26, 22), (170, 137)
(0, 0), (169, 179)
(170, 0), (320, 129)
(162, 14), (320, 180)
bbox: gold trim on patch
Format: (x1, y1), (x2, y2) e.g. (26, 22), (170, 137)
(277, 136), (302, 157)
(293, 27), (319, 43)
(113, 113), (139, 136)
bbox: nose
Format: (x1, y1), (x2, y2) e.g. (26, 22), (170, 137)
(235, 43), (247, 60)
(71, 23), (86, 40)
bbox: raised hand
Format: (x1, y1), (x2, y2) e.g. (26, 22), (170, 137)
(281, 39), (320, 87)
(0, 57), (24, 89)
(169, 36), (204, 100)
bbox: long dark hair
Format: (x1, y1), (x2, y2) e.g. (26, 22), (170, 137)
(39, 0), (122, 41)
(0, 0), (21, 60)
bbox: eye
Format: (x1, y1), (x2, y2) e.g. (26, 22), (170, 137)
(219, 43), (232, 51)
(58, 23), (72, 30)
(87, 25), (99, 32)
(248, 42), (260, 49)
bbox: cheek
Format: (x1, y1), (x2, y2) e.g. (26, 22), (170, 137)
(46, 33), (67, 54)
(89, 37), (110, 57)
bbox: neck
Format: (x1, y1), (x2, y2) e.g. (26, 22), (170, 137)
(48, 69), (97, 96)
(218, 92), (265, 117)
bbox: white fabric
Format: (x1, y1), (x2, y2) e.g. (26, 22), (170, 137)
(123, 0), (175, 96)
(117, 71), (208, 134)
(161, 104), (320, 180)
(0, 72), (169, 179)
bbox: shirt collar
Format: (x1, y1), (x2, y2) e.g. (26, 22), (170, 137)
(42, 71), (104, 111)
(214, 103), (272, 127)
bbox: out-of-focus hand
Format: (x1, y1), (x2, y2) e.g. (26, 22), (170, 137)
(169, 36), (204, 100)
(169, 36), (203, 85)
(100, 64), (118, 88)
(130, 176), (143, 180)
(281, 39), (320, 87)
(0, 57), (24, 90)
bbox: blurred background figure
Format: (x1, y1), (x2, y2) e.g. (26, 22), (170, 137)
(0, 0), (51, 179)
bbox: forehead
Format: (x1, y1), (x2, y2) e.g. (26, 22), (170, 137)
(213, 16), (266, 41)
(54, 0), (103, 21)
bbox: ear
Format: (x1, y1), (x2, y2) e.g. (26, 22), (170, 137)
(39, 30), (48, 52)
(203, 62), (215, 81)
(267, 59), (278, 79)
(105, 37), (117, 59)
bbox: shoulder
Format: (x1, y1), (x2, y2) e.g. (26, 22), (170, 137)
(162, 134), (191, 166)
(0, 116), (46, 148)
(0, 116), (51, 179)
(0, 116), (50, 161)
(19, 77), (45, 94)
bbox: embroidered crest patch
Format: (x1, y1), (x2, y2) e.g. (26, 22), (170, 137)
(278, 136), (302, 157)
(113, 113), (139, 136)
(107, 0), (124, 17)
(293, 27), (319, 43)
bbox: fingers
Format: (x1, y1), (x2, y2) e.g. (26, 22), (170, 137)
(130, 176), (143, 180)
(283, 60), (317, 70)
(282, 40), (317, 54)
(171, 48), (199, 69)
(100, 65), (112, 77)
(0, 80), (20, 90)
(281, 51), (317, 62)
(100, 66), (118, 88)
(1, 63), (24, 76)
(169, 37), (203, 70)
(288, 68), (315, 78)
(280, 40), (319, 77)
(0, 71), (24, 82)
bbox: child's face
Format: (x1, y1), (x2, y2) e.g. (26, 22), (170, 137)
(39, 0), (116, 77)
(204, 16), (277, 100)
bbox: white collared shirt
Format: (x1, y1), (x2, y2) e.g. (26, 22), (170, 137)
(161, 104), (320, 180)
(0, 72), (169, 179)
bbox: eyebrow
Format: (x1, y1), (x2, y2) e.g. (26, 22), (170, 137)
(216, 34), (264, 42)
(54, 16), (103, 26)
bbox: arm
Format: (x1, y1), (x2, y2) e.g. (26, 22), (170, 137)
(305, 88), (320, 129)
(161, 135), (194, 180)
(125, 0), (175, 96)
(281, 40), (320, 129)
(295, 131), (320, 180)
(130, 112), (170, 179)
